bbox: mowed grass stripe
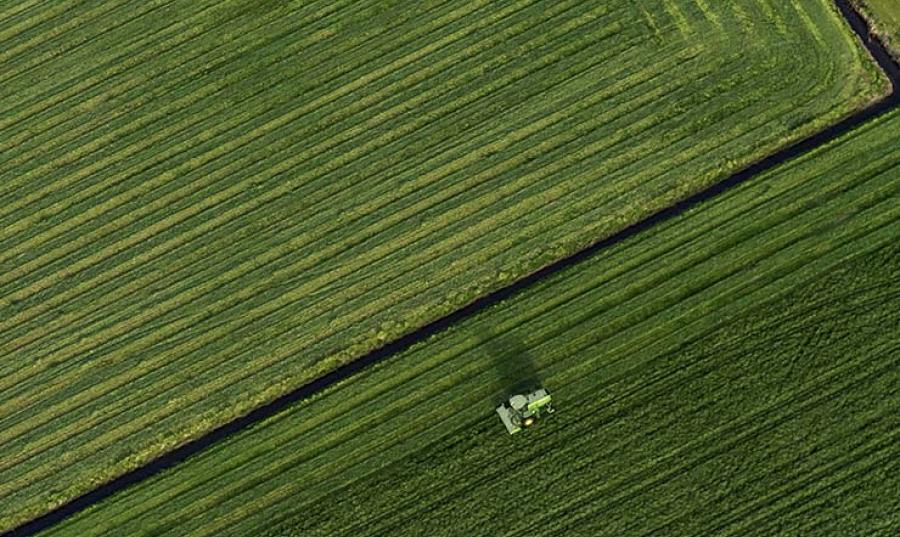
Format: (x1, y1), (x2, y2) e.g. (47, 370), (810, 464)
(1, 8), (640, 239)
(52, 120), (900, 524)
(0, 0), (576, 294)
(0, 0), (844, 318)
(0, 38), (692, 477)
(0, 0), (156, 71)
(0, 23), (663, 370)
(0, 0), (351, 175)
(0, 0), (612, 288)
(86, 278), (900, 532)
(0, 0), (96, 49)
(0, 0), (836, 376)
(0, 1), (186, 89)
(0, 15), (359, 248)
(0, 24), (876, 502)
(0, 25), (652, 402)
(0, 0), (459, 193)
(0, 0), (53, 27)
(0, 6), (652, 452)
(369, 365), (893, 534)
(0, 0), (485, 219)
(0, 0), (768, 278)
(38, 109), (900, 537)
(0, 0), (281, 134)
(0, 0), (888, 529)
(0, 0), (836, 316)
(0, 0), (624, 394)
(0, 12), (652, 352)
(0, 33), (664, 422)
(0, 0), (442, 211)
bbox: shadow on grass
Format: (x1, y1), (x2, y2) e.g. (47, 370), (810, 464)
(479, 329), (542, 401)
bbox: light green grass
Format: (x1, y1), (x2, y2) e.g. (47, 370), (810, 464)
(0, 0), (889, 530)
(856, 0), (900, 57)
(41, 107), (900, 537)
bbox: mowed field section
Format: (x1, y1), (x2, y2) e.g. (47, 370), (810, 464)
(39, 107), (900, 537)
(0, 0), (889, 530)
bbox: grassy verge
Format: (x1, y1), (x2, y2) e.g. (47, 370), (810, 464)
(855, 0), (900, 58)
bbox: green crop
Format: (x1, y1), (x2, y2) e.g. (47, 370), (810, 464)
(0, 0), (891, 530)
(40, 102), (900, 537)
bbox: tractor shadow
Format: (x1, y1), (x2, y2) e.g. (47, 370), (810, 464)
(479, 329), (542, 402)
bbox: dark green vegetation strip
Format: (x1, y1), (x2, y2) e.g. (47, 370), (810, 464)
(39, 107), (900, 537)
(0, 0), (888, 530)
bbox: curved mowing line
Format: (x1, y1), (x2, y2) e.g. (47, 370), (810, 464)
(2, 1), (899, 536)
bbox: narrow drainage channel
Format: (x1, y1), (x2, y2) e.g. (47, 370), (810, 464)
(5, 1), (899, 535)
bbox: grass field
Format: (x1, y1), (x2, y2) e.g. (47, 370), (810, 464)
(0, 0), (887, 530)
(39, 106), (900, 537)
(856, 0), (900, 56)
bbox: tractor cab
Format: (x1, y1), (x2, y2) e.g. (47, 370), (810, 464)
(496, 388), (554, 434)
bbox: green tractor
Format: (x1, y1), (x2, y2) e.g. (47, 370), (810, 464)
(496, 388), (554, 434)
